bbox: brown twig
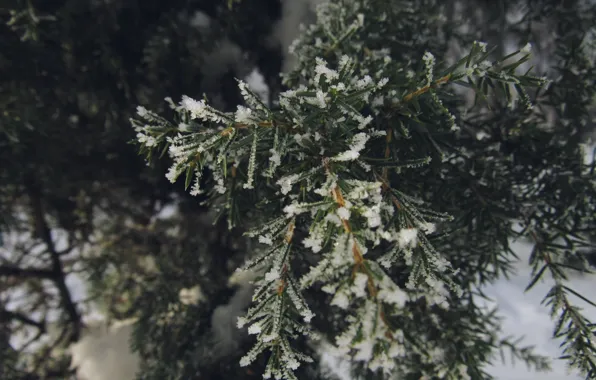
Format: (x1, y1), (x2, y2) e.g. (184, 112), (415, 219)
(401, 74), (451, 103)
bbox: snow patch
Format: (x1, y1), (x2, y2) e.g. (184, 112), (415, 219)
(70, 319), (140, 380)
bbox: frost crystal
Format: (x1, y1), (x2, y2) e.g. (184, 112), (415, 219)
(363, 205), (382, 228)
(331, 290), (350, 309)
(422, 51), (435, 85)
(239, 356), (251, 367)
(303, 236), (323, 253)
(420, 222), (436, 234)
(248, 323), (262, 335)
(265, 269), (280, 282)
(181, 96), (206, 119)
(269, 149), (281, 166)
(235, 105), (254, 124)
(237, 317), (248, 329)
(357, 115), (373, 129)
(165, 164), (183, 184)
(398, 228), (418, 248)
(324, 213), (342, 226)
(277, 174), (300, 195)
(356, 13), (364, 26)
(243, 131), (258, 189)
(189, 168), (203, 196)
(355, 75), (373, 90)
(339, 54), (351, 69)
(314, 57), (339, 84)
(136, 106), (149, 117)
(520, 42), (532, 54)
(352, 273), (369, 298)
(258, 235), (273, 245)
(332, 133), (370, 161)
(353, 340), (374, 361)
(314, 90), (327, 108)
(336, 207), (351, 220)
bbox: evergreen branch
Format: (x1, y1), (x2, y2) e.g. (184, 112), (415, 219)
(131, 3), (571, 376)
(497, 337), (552, 372)
(527, 229), (596, 377)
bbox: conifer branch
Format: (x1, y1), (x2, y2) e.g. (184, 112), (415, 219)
(130, 1), (577, 377)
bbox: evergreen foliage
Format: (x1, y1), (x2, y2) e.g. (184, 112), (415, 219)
(1, 0), (281, 378)
(132, 0), (596, 379)
(1, 0), (595, 379)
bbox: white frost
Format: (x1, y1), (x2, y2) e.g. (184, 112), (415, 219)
(397, 228), (418, 248)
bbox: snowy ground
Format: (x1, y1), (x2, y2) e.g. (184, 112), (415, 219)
(482, 239), (595, 380)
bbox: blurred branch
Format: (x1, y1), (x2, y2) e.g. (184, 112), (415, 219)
(24, 176), (81, 342)
(0, 308), (46, 333)
(0, 265), (56, 278)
